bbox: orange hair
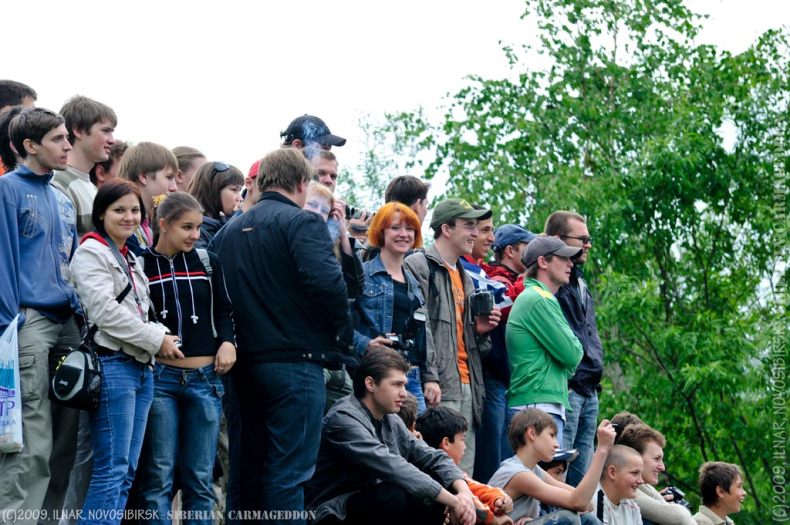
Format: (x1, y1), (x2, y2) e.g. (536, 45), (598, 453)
(368, 202), (423, 249)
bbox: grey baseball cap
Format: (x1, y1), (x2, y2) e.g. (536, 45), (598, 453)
(522, 236), (582, 268)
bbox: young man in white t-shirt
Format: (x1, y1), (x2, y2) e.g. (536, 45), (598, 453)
(592, 445), (645, 524)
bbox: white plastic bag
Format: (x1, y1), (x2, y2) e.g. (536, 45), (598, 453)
(0, 315), (23, 453)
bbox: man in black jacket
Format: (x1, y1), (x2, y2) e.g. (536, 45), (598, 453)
(210, 148), (351, 524)
(545, 210), (604, 488)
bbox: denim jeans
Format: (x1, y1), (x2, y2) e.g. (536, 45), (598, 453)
(562, 389), (599, 487)
(237, 360), (325, 525)
(80, 353), (153, 525)
(474, 376), (512, 483)
(405, 366), (426, 414)
(529, 509), (600, 524)
(137, 364), (224, 525)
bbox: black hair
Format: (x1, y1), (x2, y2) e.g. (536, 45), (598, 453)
(415, 405), (468, 450)
(385, 175), (429, 207)
(0, 80), (37, 109)
(0, 105), (24, 170)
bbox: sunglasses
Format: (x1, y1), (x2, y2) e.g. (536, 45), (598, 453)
(561, 234), (593, 244)
(211, 162), (230, 177)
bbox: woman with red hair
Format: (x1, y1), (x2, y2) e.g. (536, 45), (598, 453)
(353, 202), (436, 413)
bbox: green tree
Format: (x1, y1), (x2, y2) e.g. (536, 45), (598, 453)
(371, 1), (788, 521)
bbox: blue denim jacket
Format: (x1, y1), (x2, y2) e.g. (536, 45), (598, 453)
(352, 254), (428, 370)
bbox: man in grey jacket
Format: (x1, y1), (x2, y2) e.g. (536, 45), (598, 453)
(403, 198), (501, 474)
(306, 349), (476, 525)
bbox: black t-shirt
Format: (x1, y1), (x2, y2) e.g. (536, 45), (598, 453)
(391, 279), (410, 335)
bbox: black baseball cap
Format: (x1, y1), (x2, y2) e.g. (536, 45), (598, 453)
(280, 115), (346, 147)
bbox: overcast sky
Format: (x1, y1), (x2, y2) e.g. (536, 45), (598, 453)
(4, 0), (788, 201)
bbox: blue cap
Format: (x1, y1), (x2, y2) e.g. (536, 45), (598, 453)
(492, 224), (536, 252)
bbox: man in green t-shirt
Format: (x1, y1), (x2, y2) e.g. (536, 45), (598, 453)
(506, 236), (583, 443)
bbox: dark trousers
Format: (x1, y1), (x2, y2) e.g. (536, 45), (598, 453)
(238, 361), (325, 525)
(318, 483), (446, 525)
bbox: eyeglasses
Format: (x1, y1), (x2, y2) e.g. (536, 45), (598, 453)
(211, 162), (230, 178)
(451, 221), (477, 232)
(561, 235), (593, 244)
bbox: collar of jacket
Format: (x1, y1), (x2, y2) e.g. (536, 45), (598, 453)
(425, 244), (455, 268)
(524, 276), (552, 294)
(259, 191), (300, 208)
(570, 264), (585, 283)
(79, 231), (131, 257)
(11, 164), (54, 184)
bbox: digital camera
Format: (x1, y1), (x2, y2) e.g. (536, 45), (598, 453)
(664, 486), (692, 511)
(387, 311), (427, 353)
(469, 290), (494, 317)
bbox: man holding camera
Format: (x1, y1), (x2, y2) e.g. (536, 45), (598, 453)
(505, 236), (583, 444)
(403, 198), (501, 474)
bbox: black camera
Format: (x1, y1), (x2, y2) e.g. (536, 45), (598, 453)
(469, 290), (494, 317)
(386, 311), (427, 353)
(663, 486), (692, 511)
(344, 204), (357, 220)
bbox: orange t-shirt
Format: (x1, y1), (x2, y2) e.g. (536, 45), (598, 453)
(446, 264), (469, 384)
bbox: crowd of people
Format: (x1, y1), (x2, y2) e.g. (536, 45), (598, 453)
(0, 78), (748, 525)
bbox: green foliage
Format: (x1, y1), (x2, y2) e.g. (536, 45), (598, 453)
(368, 1), (789, 521)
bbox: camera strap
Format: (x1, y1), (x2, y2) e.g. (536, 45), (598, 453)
(596, 489), (605, 522)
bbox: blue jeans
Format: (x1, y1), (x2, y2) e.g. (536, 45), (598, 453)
(138, 364), (224, 525)
(562, 390), (598, 487)
(474, 376), (511, 483)
(80, 353), (153, 525)
(237, 361), (325, 525)
(530, 509), (600, 524)
(405, 366), (426, 414)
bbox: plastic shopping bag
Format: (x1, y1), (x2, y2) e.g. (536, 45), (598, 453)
(0, 315), (23, 453)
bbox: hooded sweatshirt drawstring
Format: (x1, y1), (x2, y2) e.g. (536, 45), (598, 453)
(154, 257), (168, 319)
(183, 252), (199, 324)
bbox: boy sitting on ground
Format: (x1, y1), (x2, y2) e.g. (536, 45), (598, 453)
(416, 406), (514, 525)
(692, 462), (746, 525)
(592, 445), (645, 524)
(488, 408), (613, 524)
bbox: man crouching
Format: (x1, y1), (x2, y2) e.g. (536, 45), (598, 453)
(306, 348), (477, 525)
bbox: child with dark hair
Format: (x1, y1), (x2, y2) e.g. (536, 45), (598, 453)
(416, 406), (514, 525)
(693, 462), (746, 525)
